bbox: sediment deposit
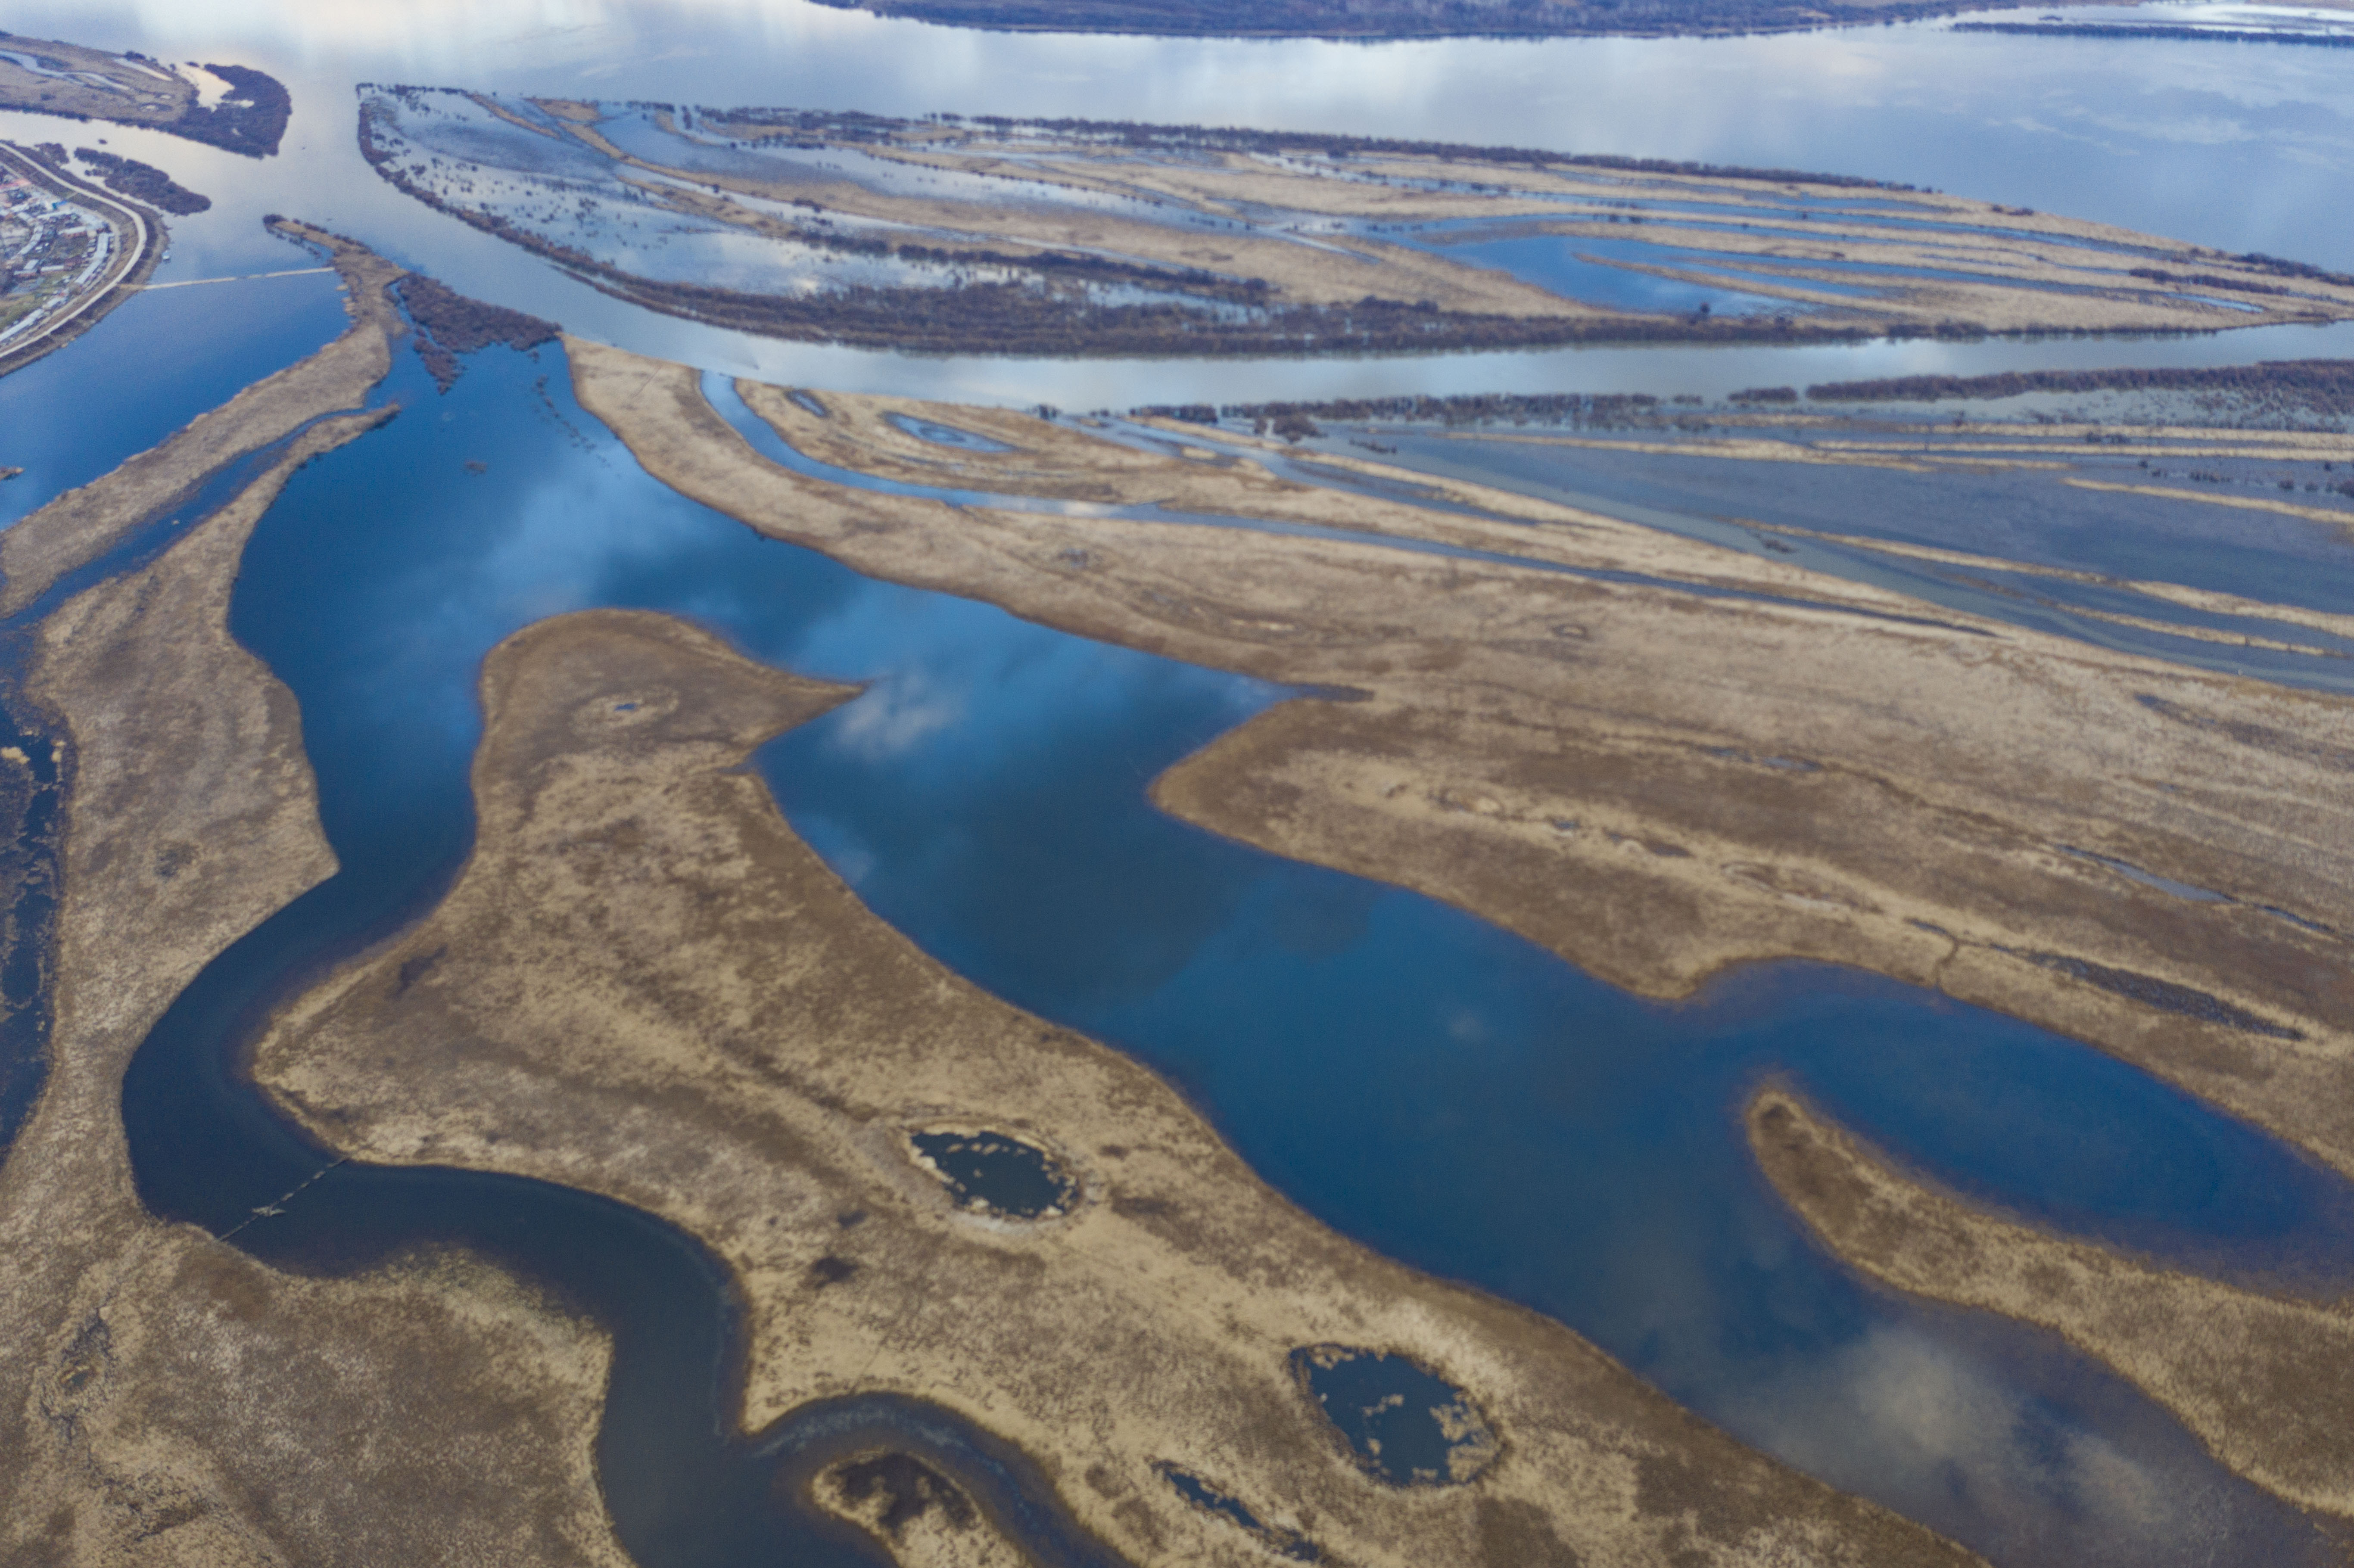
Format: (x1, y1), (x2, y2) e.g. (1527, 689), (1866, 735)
(1749, 1089), (2354, 1519)
(252, 607), (1978, 1568)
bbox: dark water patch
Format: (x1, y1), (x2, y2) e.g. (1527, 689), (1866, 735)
(1155, 1465), (1320, 1561)
(908, 1129), (1075, 1218)
(2018, 951), (2305, 1040)
(1289, 1345), (1497, 1486)
(2055, 845), (2232, 904)
(789, 390), (831, 418)
(884, 411), (1012, 452)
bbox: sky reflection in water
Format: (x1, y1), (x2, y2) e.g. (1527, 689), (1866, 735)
(0, 0), (2348, 404)
(213, 339), (2351, 1566)
(3, 2), (2348, 1560)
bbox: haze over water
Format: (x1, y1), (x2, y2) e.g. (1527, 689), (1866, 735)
(2, 0), (2350, 402)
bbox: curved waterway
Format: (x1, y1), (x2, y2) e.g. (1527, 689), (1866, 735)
(5, 0), (2352, 408)
(110, 339), (2354, 1566)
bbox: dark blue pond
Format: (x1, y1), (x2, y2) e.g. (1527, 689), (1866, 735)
(90, 335), (2354, 1566)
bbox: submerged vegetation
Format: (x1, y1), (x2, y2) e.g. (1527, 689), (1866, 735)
(393, 273), (560, 392)
(1806, 359), (2354, 414)
(70, 147), (209, 215)
(355, 87), (2354, 358)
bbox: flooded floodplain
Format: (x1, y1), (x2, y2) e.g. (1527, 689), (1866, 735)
(1, 3), (2351, 1564)
(108, 333), (2345, 1565)
(353, 87), (2354, 356)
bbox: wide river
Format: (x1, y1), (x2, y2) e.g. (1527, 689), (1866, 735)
(2, 3), (2351, 1565)
(2, 0), (2353, 409)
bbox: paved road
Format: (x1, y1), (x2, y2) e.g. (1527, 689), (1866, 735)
(0, 142), (153, 367)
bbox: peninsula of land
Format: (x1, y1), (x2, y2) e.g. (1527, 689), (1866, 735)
(250, 606), (1980, 1568)
(571, 347), (2354, 1195)
(358, 90), (2354, 355)
(0, 229), (640, 1568)
(0, 34), (290, 157)
(1750, 1089), (2354, 1520)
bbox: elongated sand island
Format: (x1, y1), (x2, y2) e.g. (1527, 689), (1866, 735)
(357, 88), (2354, 355)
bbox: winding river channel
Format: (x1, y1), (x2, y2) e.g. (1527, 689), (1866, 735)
(73, 336), (2354, 1567)
(3, 1), (2352, 1562)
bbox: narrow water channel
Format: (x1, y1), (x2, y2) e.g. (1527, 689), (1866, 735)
(107, 337), (2354, 1566)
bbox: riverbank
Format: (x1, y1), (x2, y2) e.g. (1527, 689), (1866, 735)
(568, 341), (2354, 1199)
(250, 605), (1981, 1568)
(0, 401), (629, 1567)
(1749, 1088), (2354, 1522)
(0, 218), (398, 613)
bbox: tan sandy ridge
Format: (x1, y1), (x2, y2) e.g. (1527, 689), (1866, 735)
(252, 606), (1983, 1568)
(1748, 1089), (2354, 1518)
(568, 343), (2354, 1206)
(2063, 477), (2354, 533)
(759, 386), (2035, 610)
(1736, 520), (2354, 645)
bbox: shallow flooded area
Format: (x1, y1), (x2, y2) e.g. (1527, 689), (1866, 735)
(4, 3), (2351, 1563)
(110, 332), (2340, 1565)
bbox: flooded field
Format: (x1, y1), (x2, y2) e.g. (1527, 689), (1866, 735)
(2, 2), (2350, 1565)
(353, 87), (2354, 355)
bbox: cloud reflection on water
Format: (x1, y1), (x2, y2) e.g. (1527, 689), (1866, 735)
(1, 0), (2347, 405)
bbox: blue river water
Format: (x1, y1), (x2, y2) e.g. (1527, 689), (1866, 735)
(0, 271), (353, 526)
(84, 332), (2343, 1565)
